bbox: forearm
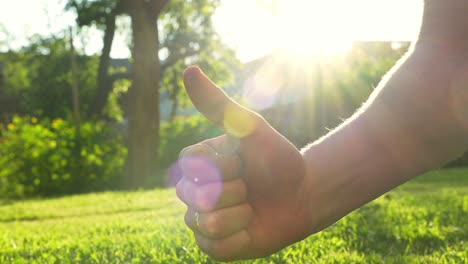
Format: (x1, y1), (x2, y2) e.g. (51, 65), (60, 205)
(301, 43), (468, 232)
(419, 0), (468, 50)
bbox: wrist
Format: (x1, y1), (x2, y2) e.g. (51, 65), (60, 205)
(300, 116), (379, 234)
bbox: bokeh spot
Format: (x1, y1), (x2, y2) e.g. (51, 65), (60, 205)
(168, 155), (221, 186)
(223, 103), (257, 138)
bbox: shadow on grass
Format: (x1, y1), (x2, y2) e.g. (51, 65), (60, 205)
(336, 195), (467, 256)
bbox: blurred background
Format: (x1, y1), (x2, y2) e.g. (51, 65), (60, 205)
(0, 0), (466, 199)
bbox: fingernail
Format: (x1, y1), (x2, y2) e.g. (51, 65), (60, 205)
(183, 66), (201, 81)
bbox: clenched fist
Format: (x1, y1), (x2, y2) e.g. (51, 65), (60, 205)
(176, 66), (315, 261)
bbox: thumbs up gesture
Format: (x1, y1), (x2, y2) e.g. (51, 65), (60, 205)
(176, 67), (316, 261)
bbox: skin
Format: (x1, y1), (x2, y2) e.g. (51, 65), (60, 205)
(176, 0), (468, 261)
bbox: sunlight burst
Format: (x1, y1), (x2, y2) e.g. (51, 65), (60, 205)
(213, 0), (423, 62)
(276, 0), (354, 59)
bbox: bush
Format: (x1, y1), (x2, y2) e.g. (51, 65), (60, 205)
(0, 116), (127, 199)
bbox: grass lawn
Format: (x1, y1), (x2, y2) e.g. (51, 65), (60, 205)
(0, 169), (467, 263)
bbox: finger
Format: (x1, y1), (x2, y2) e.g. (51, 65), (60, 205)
(179, 143), (218, 162)
(183, 66), (265, 138)
(178, 144), (219, 184)
(195, 230), (250, 262)
(202, 135), (240, 158)
(175, 177), (187, 203)
(176, 177), (247, 212)
(179, 142), (242, 182)
(185, 204), (252, 239)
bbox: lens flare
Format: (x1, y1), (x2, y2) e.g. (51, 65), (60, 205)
(167, 161), (183, 187)
(243, 63), (285, 111)
(224, 103), (258, 138)
(181, 156), (220, 182)
(168, 155), (223, 210)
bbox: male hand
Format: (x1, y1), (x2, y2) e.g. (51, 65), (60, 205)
(176, 66), (314, 261)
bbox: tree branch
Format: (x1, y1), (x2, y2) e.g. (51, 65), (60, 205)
(110, 72), (132, 82)
(160, 49), (198, 74)
(119, 0), (133, 13)
(158, 0), (170, 14)
(146, 0), (170, 17)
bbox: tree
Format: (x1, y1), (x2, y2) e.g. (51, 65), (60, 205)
(68, 0), (238, 188)
(67, 0), (126, 118)
(0, 35), (98, 119)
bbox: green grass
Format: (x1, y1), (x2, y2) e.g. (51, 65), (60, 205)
(1, 169), (467, 263)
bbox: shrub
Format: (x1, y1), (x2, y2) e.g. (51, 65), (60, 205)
(0, 116), (127, 199)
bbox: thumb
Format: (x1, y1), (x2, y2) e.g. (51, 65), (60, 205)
(183, 66), (264, 139)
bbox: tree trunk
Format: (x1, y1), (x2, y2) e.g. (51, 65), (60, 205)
(88, 12), (117, 118)
(169, 69), (180, 121)
(125, 1), (160, 188)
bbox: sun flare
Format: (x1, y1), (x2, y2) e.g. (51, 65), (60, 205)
(213, 0), (423, 62)
(275, 0), (355, 58)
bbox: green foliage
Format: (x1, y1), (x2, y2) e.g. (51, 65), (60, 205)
(158, 115), (222, 169)
(0, 116), (126, 199)
(68, 0), (240, 119)
(1, 36), (99, 119)
(0, 169), (466, 263)
(66, 0), (120, 27)
(159, 0), (240, 112)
